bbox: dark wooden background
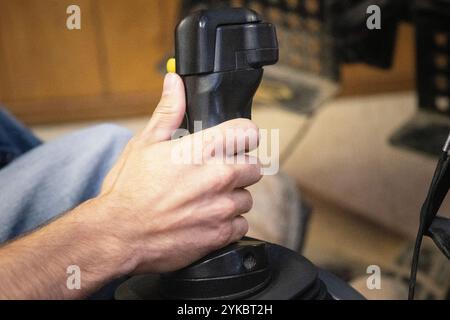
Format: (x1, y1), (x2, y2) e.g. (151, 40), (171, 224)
(0, 0), (180, 124)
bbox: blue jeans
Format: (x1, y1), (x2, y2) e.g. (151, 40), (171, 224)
(0, 107), (133, 298)
(0, 108), (41, 168)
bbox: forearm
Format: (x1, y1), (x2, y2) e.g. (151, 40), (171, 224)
(0, 198), (136, 299)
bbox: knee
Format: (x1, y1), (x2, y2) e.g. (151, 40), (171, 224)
(81, 124), (133, 149)
(88, 123), (133, 140)
(63, 124), (133, 164)
(61, 124), (133, 196)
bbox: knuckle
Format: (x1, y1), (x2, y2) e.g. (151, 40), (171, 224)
(156, 99), (175, 115)
(216, 222), (233, 247)
(247, 121), (259, 137)
(241, 218), (249, 235)
(252, 160), (263, 181)
(223, 165), (237, 180)
(222, 197), (237, 216)
(238, 120), (259, 139)
(243, 191), (254, 211)
(237, 118), (257, 128)
(213, 165), (237, 189)
(224, 118), (258, 132)
(213, 197), (236, 221)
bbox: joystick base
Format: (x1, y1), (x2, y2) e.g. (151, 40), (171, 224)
(115, 240), (363, 300)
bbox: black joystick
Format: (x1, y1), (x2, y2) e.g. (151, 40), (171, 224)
(175, 7), (278, 132)
(115, 8), (364, 300)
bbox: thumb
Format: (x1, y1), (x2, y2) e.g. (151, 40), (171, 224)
(141, 73), (186, 144)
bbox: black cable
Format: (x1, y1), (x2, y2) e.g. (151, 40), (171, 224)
(408, 134), (450, 300)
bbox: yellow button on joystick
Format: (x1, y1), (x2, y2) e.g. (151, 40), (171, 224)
(166, 58), (176, 73)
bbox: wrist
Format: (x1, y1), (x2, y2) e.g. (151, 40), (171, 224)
(70, 196), (140, 278)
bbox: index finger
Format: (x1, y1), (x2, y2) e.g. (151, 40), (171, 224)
(182, 118), (260, 162)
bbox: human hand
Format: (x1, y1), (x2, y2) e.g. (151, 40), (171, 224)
(97, 73), (261, 274)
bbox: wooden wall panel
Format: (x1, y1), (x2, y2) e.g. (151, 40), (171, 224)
(0, 26), (7, 102)
(0, 0), (180, 124)
(0, 0), (103, 101)
(95, 0), (175, 95)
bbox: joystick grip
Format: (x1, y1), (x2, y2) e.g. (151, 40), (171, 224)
(183, 68), (263, 132)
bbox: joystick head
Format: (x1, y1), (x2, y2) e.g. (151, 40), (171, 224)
(175, 7), (278, 76)
(172, 8), (279, 132)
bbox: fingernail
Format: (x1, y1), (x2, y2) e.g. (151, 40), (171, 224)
(163, 73), (177, 95)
